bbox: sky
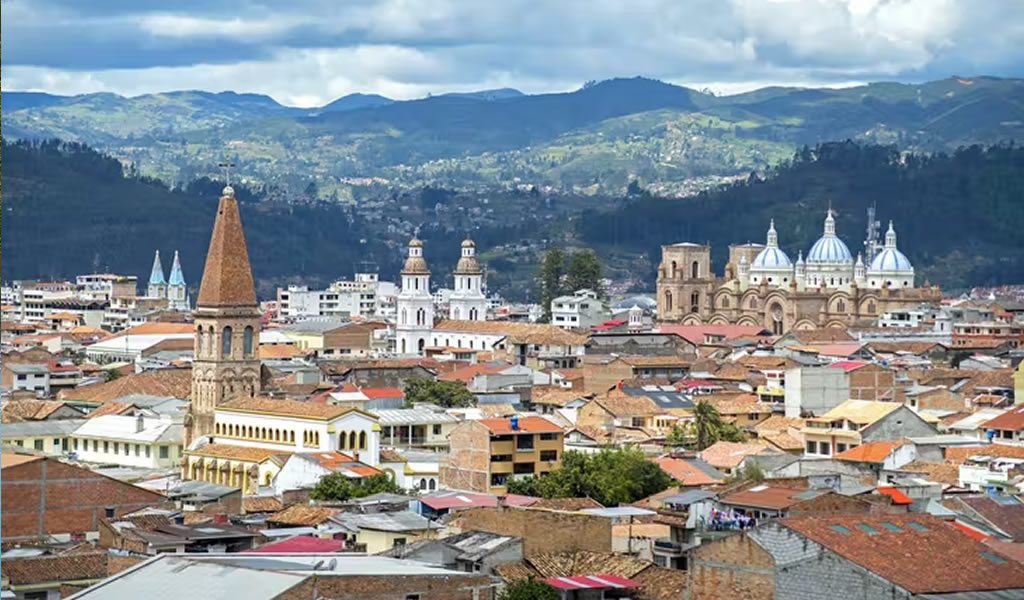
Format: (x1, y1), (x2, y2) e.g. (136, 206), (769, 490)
(2, 0), (1023, 107)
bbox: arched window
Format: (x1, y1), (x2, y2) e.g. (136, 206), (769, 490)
(418, 338), (426, 353)
(314, 432), (320, 446)
(215, 423), (221, 435)
(264, 472), (273, 486)
(867, 302), (877, 314)
(243, 326), (254, 357)
(691, 261), (700, 279)
(400, 309), (407, 325)
(359, 431), (367, 450)
(289, 431), (295, 443)
(836, 300), (846, 313)
(664, 290), (673, 312)
(453, 306), (461, 320)
(221, 326), (232, 357)
(690, 292), (700, 313)
(400, 339), (407, 354)
(429, 479), (436, 491)
(420, 478), (428, 490)
(275, 429), (281, 442)
(349, 432), (358, 450)
(721, 297), (730, 308)
(671, 261), (677, 277)
(198, 327), (205, 355)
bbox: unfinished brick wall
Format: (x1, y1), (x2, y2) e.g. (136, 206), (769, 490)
(788, 493), (871, 516)
(455, 506), (612, 556)
(1, 458), (171, 541)
(688, 533), (775, 600)
(440, 421), (491, 493)
(274, 574), (493, 600)
(848, 364), (895, 401)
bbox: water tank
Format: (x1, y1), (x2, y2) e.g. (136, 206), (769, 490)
(510, 415), (519, 430)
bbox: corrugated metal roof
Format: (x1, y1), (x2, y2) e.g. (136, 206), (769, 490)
(2, 418), (87, 437)
(372, 408), (459, 425)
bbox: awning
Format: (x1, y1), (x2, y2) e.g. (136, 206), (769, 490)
(544, 574), (642, 590)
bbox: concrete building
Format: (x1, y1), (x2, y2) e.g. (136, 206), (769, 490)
(441, 416), (564, 494)
(784, 366), (849, 418)
(801, 400), (937, 458)
(70, 414), (184, 469)
(271, 451), (381, 494)
(374, 407), (460, 449)
(551, 289), (610, 330)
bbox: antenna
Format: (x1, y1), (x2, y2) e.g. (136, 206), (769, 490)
(863, 202), (881, 264)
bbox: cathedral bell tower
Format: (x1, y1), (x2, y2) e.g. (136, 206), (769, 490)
(188, 183), (261, 444)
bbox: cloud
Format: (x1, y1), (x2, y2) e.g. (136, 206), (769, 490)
(2, 0), (1022, 106)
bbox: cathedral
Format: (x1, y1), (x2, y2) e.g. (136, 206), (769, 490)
(656, 210), (941, 334)
(147, 249), (189, 311)
(395, 235), (487, 356)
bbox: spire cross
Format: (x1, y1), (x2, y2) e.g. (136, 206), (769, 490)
(217, 158), (236, 186)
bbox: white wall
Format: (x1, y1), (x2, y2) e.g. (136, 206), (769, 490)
(784, 367), (849, 418)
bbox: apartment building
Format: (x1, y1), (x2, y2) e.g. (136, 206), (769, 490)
(441, 416), (564, 494)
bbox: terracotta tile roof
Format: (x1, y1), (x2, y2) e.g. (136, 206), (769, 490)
(434, 319), (589, 345)
(479, 416), (563, 434)
(186, 443), (288, 463)
(1, 452), (44, 468)
(438, 361), (511, 382)
(875, 486), (913, 505)
(361, 387), (404, 399)
(985, 539), (1024, 564)
(945, 444), (1024, 463)
(900, 460), (960, 486)
(1, 552), (143, 585)
(960, 496), (1024, 540)
(808, 400), (902, 425)
(553, 368), (584, 381)
(529, 497), (604, 511)
(59, 367), (192, 402)
(779, 513), (1024, 593)
(761, 431), (805, 451)
(632, 566), (689, 600)
(865, 341), (944, 355)
(259, 345), (305, 359)
(754, 415), (805, 433)
(531, 386), (590, 407)
(478, 404), (519, 418)
(981, 405), (1024, 431)
(1, 399), (74, 423)
(86, 402), (136, 419)
(591, 390), (662, 417)
(242, 496), (286, 513)
(711, 363), (750, 381)
(301, 451), (381, 476)
(698, 441), (769, 470)
(652, 456), (726, 486)
(787, 328), (855, 344)
(379, 449), (407, 463)
(835, 440), (903, 463)
(720, 485), (811, 510)
(658, 324), (769, 345)
(735, 355), (794, 369)
(220, 396), (364, 420)
(266, 504), (338, 526)
(196, 194), (258, 307)
(106, 322), (195, 338)
(620, 356), (692, 368)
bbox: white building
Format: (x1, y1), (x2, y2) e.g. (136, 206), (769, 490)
(71, 414), (184, 469)
(148, 250), (168, 299)
(448, 238), (487, 321)
(210, 397), (381, 467)
(395, 237), (435, 356)
(550, 289), (609, 330)
(3, 363), (51, 396)
(167, 251), (189, 311)
(272, 451), (382, 494)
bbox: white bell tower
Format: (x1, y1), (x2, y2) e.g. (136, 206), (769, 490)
(395, 237), (434, 356)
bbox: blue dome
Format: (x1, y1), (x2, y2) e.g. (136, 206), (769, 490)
(869, 248), (913, 272)
(752, 246), (792, 268)
(807, 236), (853, 263)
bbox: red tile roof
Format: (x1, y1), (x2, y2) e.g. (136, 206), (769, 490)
(780, 513), (1024, 594)
(720, 485), (810, 510)
(830, 360), (867, 372)
(835, 441), (902, 464)
(652, 456), (725, 486)
(981, 405), (1024, 432)
(875, 486), (913, 505)
(658, 324), (769, 345)
(361, 387), (404, 399)
(438, 361), (511, 382)
(196, 194), (258, 307)
(245, 535), (344, 553)
(479, 416), (563, 434)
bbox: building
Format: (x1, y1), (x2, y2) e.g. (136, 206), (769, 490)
(430, 320), (587, 369)
(0, 551), (144, 599)
(441, 416), (565, 494)
(686, 514), (1024, 600)
(374, 407), (460, 449)
(1, 362), (53, 396)
(380, 530), (522, 575)
(1, 451), (170, 542)
(395, 237), (435, 356)
(70, 414), (184, 469)
(58, 554), (493, 600)
(167, 250), (189, 311)
(953, 321), (1024, 349)
(449, 237), (487, 321)
(551, 289), (610, 330)
(801, 400), (936, 458)
(147, 251), (167, 299)
(2, 419), (85, 456)
(656, 211), (940, 334)
(330, 512), (442, 554)
(980, 406), (1024, 446)
(189, 184), (262, 443)
(271, 451), (381, 494)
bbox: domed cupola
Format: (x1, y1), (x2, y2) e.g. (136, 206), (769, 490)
(752, 219), (793, 268)
(806, 209), (854, 263)
(867, 221), (914, 289)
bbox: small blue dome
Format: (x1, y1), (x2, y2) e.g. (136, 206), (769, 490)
(869, 248), (913, 272)
(752, 247), (792, 268)
(807, 236), (853, 263)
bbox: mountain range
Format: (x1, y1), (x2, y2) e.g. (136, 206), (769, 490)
(5, 76), (1023, 192)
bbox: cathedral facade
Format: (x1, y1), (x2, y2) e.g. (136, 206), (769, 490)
(656, 211), (941, 334)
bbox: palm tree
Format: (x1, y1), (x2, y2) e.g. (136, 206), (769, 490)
(693, 400), (725, 450)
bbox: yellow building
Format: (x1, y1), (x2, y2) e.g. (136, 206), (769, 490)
(182, 443), (290, 495)
(333, 512), (442, 554)
(1, 420), (83, 456)
(799, 399), (932, 459)
(441, 415), (564, 494)
(1015, 361), (1024, 405)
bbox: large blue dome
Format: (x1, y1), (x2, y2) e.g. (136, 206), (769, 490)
(869, 248), (912, 272)
(752, 246), (792, 268)
(807, 236), (853, 262)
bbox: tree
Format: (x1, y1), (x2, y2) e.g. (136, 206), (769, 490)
(565, 249), (604, 298)
(536, 247), (567, 321)
(727, 460), (765, 484)
(506, 448), (671, 506)
(664, 423), (690, 448)
(498, 578), (559, 600)
(310, 472), (403, 502)
(403, 378), (476, 408)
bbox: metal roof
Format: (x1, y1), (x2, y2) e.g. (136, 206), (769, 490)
(330, 511), (442, 533)
(72, 415), (182, 444)
(662, 490), (718, 505)
(2, 418), (87, 437)
(580, 507), (656, 518)
(372, 408), (460, 425)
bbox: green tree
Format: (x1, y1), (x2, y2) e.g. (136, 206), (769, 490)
(727, 461), (765, 484)
(498, 578), (559, 600)
(310, 472), (404, 502)
(402, 378), (476, 408)
(536, 247), (567, 321)
(664, 423), (690, 448)
(506, 448), (671, 506)
(565, 249), (604, 298)
(693, 401), (724, 450)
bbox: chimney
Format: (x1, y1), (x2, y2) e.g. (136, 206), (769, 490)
(135, 413), (145, 433)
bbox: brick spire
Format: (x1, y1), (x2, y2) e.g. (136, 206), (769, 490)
(196, 187), (258, 307)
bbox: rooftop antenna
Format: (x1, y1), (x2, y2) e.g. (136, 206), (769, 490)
(864, 201), (882, 264)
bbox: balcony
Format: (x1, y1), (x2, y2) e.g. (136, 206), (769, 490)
(653, 538), (684, 557)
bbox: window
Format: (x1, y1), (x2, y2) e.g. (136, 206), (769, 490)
(820, 442), (831, 456)
(135, 444), (141, 457)
(123, 443), (129, 456)
(146, 446), (151, 458)
(359, 431), (366, 450)
(632, 417), (646, 428)
(93, 440), (99, 452)
(664, 290), (673, 311)
(34, 439), (45, 451)
(906, 522), (928, 532)
(243, 326), (254, 357)
(539, 432), (558, 440)
(114, 442), (119, 454)
(836, 443), (847, 454)
(393, 538), (407, 547)
(433, 424), (442, 435)
(855, 523), (878, 535)
(540, 450), (558, 462)
(159, 446), (169, 459)
(691, 261), (699, 279)
(491, 454), (513, 462)
(806, 441), (817, 454)
(516, 435), (534, 451)
(513, 462), (535, 474)
(221, 326), (233, 357)
(491, 473), (509, 487)
(829, 525), (852, 535)
(880, 522), (903, 532)
(73, 439), (79, 451)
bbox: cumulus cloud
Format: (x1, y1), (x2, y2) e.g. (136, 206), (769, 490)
(2, 0), (1021, 106)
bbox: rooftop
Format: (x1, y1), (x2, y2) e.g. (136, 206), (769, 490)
(808, 399), (903, 425)
(981, 405), (1024, 432)
(220, 397), (371, 421)
(652, 456), (726, 486)
(185, 443), (289, 464)
(71, 415), (182, 444)
(478, 415), (564, 434)
(245, 536), (344, 554)
(372, 407), (459, 426)
(196, 194), (258, 308)
(698, 441), (771, 469)
(720, 485), (816, 510)
(834, 440), (903, 463)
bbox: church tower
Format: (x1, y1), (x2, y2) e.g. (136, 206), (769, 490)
(147, 250), (167, 299)
(189, 184), (261, 444)
(449, 237), (487, 321)
(167, 250), (189, 311)
(395, 237), (434, 356)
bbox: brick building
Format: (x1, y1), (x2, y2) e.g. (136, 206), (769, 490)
(440, 416), (564, 494)
(1, 452), (170, 542)
(454, 505), (613, 556)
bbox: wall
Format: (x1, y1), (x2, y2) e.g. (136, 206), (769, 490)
(847, 364), (895, 401)
(71, 437), (179, 469)
(1, 457), (170, 541)
(439, 421), (491, 493)
(2, 434), (70, 456)
(583, 359), (632, 394)
(862, 406), (937, 442)
(687, 532), (776, 600)
(274, 574), (494, 600)
(455, 506), (612, 556)
(356, 528), (437, 555)
(785, 367), (849, 418)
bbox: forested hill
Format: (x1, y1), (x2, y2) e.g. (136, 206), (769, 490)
(579, 141), (1024, 290)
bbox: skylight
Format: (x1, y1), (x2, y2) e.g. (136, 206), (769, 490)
(880, 522), (903, 532)
(829, 525), (852, 535)
(855, 523), (878, 535)
(980, 551), (1006, 564)
(906, 522), (928, 532)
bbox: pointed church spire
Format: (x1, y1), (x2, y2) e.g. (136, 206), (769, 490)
(823, 208), (836, 237)
(196, 188), (258, 307)
(149, 251), (166, 285)
(766, 218), (778, 248)
(885, 220), (898, 248)
(168, 250), (186, 286)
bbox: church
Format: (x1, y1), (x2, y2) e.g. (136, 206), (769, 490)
(146, 249), (189, 311)
(656, 210), (941, 334)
